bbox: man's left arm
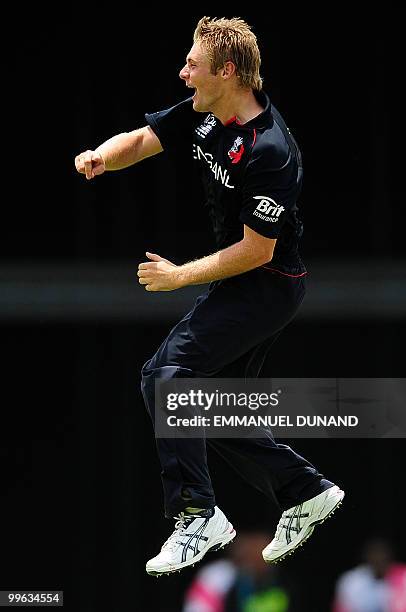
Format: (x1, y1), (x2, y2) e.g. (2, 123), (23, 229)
(137, 225), (276, 292)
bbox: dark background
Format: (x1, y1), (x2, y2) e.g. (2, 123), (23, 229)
(1, 8), (404, 612)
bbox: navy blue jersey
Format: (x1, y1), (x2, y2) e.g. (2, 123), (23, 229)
(145, 91), (306, 275)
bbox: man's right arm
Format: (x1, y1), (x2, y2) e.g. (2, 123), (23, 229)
(75, 126), (163, 180)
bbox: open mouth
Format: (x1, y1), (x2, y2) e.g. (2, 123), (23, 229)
(186, 84), (198, 102)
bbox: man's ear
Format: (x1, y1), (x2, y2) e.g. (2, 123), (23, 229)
(220, 61), (236, 80)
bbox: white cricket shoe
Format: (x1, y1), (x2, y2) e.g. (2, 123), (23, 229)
(262, 485), (345, 564)
(146, 506), (236, 576)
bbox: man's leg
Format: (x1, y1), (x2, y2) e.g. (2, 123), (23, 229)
(206, 318), (344, 564)
(141, 360), (216, 518)
(142, 285), (245, 575)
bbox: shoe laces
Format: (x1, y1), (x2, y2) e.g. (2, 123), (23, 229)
(161, 512), (198, 552)
(275, 504), (309, 539)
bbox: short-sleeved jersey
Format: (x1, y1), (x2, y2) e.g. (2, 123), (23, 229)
(145, 91), (306, 275)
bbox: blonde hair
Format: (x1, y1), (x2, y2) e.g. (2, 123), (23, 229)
(193, 16), (262, 91)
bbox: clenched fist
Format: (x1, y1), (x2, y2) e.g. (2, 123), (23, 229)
(75, 150), (106, 180)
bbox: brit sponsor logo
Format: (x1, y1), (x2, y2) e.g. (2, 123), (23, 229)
(195, 114), (217, 139)
(193, 144), (235, 189)
(252, 196), (284, 222)
(228, 136), (245, 164)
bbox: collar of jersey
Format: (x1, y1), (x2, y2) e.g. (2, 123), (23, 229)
(223, 90), (272, 129)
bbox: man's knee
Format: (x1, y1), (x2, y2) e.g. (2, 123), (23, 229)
(141, 356), (154, 378)
(141, 354), (161, 396)
(141, 361), (196, 393)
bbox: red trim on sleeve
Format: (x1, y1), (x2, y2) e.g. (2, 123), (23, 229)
(261, 266), (308, 278)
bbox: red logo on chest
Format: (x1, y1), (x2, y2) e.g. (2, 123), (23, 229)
(228, 136), (245, 164)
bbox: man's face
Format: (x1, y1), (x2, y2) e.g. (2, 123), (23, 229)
(179, 42), (223, 112)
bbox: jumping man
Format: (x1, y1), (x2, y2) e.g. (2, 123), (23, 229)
(75, 16), (344, 577)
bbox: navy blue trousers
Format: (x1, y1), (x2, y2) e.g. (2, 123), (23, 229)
(141, 267), (331, 518)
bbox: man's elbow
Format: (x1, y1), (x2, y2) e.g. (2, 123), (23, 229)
(247, 242), (275, 267)
(256, 247), (274, 266)
(242, 228), (276, 267)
